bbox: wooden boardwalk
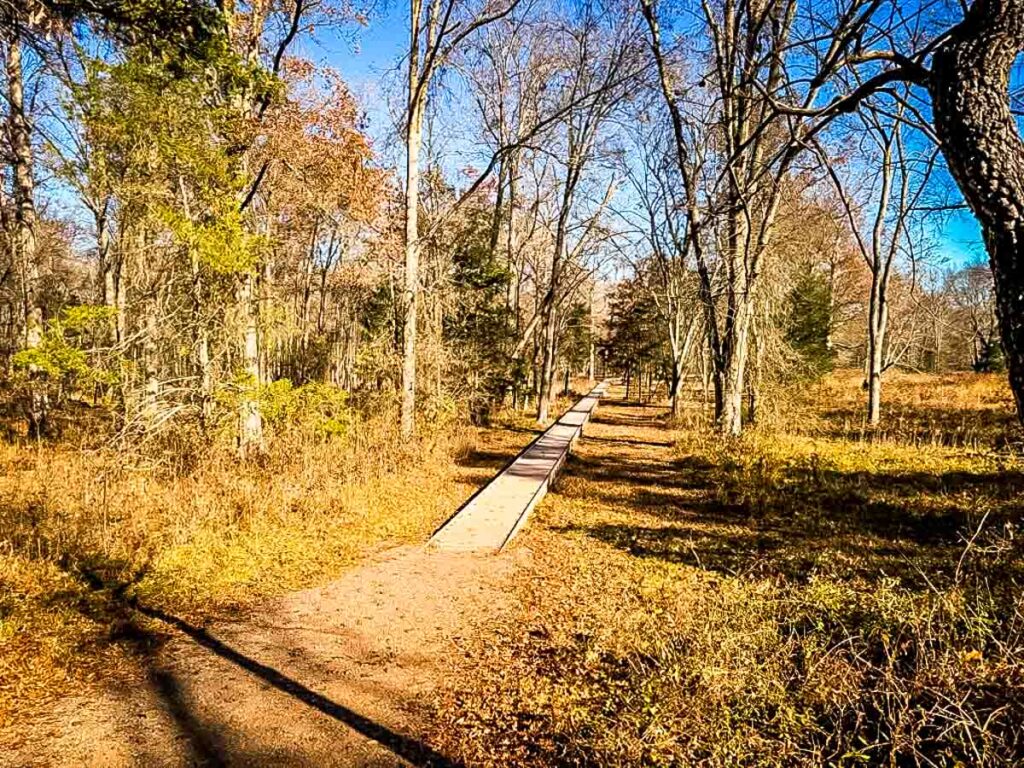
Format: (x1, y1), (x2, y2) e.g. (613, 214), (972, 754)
(430, 381), (610, 553)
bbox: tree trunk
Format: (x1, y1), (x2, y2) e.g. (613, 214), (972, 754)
(401, 73), (424, 439)
(669, 310), (698, 418)
(717, 199), (754, 437)
(930, 0), (1024, 423)
(537, 188), (575, 424)
(866, 275), (888, 426)
(670, 363), (682, 416)
(537, 199), (568, 425)
(587, 288), (596, 386)
(7, 31), (45, 437)
(237, 272), (264, 458)
(536, 294), (557, 423)
(94, 202), (118, 343)
(190, 251), (213, 424)
(747, 322), (763, 426)
(719, 298), (751, 438)
(142, 294), (160, 412)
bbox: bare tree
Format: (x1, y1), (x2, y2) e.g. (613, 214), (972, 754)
(817, 100), (937, 424)
(616, 100), (701, 416)
(400, 0), (522, 438)
(640, 0), (875, 435)
(948, 261), (1002, 372)
(4, 26), (45, 434)
(534, 7), (635, 423)
(743, 0), (1024, 422)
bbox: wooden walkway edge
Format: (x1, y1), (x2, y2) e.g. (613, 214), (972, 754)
(430, 381), (610, 553)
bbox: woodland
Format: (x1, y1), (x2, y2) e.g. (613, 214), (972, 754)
(2, 0), (1024, 766)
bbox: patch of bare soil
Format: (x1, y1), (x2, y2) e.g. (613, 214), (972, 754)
(3, 544), (532, 767)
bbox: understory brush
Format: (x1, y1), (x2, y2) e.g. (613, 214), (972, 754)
(441, 557), (1024, 766)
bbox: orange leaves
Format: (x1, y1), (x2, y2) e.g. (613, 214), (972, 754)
(257, 57), (386, 226)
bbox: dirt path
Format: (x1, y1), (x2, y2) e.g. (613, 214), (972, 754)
(6, 388), (661, 768)
(12, 543), (532, 767)
(426, 389), (684, 764)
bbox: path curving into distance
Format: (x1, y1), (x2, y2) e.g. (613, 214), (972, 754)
(429, 381), (610, 553)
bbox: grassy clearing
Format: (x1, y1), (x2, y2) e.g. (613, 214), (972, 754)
(0, 392), (566, 734)
(431, 372), (1024, 767)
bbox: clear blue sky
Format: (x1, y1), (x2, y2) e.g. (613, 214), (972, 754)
(306, 6), (989, 270)
(942, 212), (986, 267)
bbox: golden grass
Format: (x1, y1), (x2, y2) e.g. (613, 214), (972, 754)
(431, 373), (1024, 767)
(781, 368), (1020, 449)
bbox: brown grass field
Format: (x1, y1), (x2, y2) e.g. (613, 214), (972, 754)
(429, 370), (1024, 767)
(0, 395), (555, 735)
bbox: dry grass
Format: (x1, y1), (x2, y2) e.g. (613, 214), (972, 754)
(431, 373), (1024, 767)
(0, 389), (571, 736)
(775, 368), (1020, 449)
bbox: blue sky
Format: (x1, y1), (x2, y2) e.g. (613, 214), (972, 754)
(301, 7), (990, 268)
(942, 213), (986, 267)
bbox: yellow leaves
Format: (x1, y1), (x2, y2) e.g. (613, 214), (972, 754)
(161, 205), (265, 274)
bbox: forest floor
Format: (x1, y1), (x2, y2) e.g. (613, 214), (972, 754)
(0, 402), (548, 766)
(430, 374), (1024, 766)
(5, 372), (1024, 766)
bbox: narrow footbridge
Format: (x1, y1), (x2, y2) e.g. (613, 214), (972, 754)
(430, 381), (610, 552)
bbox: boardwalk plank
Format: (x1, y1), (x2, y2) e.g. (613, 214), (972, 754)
(430, 382), (609, 552)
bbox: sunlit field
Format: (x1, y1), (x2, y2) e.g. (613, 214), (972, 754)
(431, 371), (1024, 767)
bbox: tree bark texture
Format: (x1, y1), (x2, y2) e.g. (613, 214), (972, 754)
(931, 0), (1024, 423)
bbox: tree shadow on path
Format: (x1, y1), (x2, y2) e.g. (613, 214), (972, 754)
(68, 563), (463, 768)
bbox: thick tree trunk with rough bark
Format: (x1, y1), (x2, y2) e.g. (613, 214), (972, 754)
(930, 0), (1024, 423)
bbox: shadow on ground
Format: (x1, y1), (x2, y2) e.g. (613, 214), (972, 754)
(52, 560), (463, 768)
(558, 403), (1024, 588)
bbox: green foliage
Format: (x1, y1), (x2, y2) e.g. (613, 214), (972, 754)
(560, 301), (594, 373)
(785, 270), (835, 375)
(218, 378), (352, 438)
(260, 379), (351, 437)
(974, 338), (1005, 374)
(43, 0), (229, 65)
(604, 278), (668, 379)
(76, 50), (268, 277)
(13, 307), (119, 389)
(444, 208), (521, 417)
(162, 206), (264, 274)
